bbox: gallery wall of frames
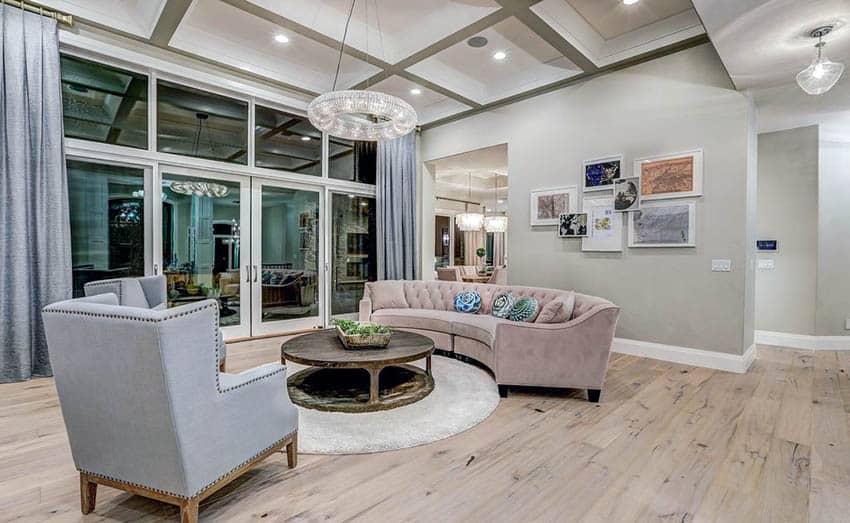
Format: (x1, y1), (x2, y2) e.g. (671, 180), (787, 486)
(529, 149), (703, 251)
(61, 51), (378, 340)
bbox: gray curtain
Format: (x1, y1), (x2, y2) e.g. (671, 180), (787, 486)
(1, 5), (72, 382)
(376, 131), (418, 280)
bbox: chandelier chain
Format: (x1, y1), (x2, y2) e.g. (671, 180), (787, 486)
(332, 0), (357, 91)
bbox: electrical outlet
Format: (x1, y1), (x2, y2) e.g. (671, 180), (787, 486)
(711, 259), (732, 272)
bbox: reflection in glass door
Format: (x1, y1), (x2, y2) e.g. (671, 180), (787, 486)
(252, 180), (323, 334)
(67, 159), (152, 297)
(160, 169), (250, 338)
(330, 193), (376, 319)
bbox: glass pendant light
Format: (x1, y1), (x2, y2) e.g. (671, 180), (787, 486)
(456, 172), (484, 232)
(797, 26), (844, 95)
(483, 173), (508, 233)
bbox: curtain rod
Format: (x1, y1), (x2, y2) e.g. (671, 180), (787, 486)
(3, 0), (73, 27)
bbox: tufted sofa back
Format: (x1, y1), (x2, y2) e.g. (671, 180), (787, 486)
(364, 280), (611, 320)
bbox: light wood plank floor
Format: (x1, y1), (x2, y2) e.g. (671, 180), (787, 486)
(1, 339), (848, 522)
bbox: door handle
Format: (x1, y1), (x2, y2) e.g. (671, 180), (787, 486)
(245, 265), (251, 283)
(253, 265), (258, 283)
(153, 264), (159, 275)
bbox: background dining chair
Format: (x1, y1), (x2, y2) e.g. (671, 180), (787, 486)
(436, 267), (463, 281)
(84, 276), (227, 371)
(41, 294), (298, 523)
(487, 266), (507, 285)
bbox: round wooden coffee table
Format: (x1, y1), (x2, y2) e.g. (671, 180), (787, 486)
(281, 329), (435, 413)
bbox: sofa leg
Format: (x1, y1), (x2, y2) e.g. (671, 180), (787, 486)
(498, 385), (509, 398)
(219, 356), (226, 373)
(80, 473), (97, 515)
(587, 389), (601, 403)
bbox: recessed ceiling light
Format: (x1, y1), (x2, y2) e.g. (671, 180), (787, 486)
(467, 36), (489, 48)
(274, 34), (290, 44)
(493, 51), (507, 61)
(301, 136), (311, 141)
(623, 0), (639, 4)
(410, 88), (422, 95)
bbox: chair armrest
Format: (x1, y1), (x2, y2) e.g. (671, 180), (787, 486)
(359, 297), (373, 322)
(494, 305), (620, 389)
(219, 363), (286, 392)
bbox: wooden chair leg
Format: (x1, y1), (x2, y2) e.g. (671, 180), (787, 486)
(179, 498), (199, 523)
(286, 433), (298, 469)
(80, 473), (97, 515)
(219, 357), (226, 373)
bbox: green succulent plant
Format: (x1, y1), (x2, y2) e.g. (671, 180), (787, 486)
(334, 319), (391, 336)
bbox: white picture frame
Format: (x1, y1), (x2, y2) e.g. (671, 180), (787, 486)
(559, 213), (588, 238)
(634, 149), (703, 201)
(529, 185), (578, 226)
(582, 196), (622, 252)
(583, 154), (623, 192)
(628, 200), (696, 248)
(613, 176), (641, 213)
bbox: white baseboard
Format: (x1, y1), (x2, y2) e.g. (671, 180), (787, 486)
(755, 330), (850, 351)
(613, 338), (756, 374)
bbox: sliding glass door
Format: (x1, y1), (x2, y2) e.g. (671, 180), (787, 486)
(251, 179), (323, 335)
(160, 167), (251, 338)
(329, 192), (376, 320)
(67, 159), (154, 297)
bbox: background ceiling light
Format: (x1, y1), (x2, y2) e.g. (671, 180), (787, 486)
(410, 88), (422, 95)
(467, 36), (488, 48)
(274, 34), (289, 44)
(301, 136), (311, 141)
(623, 0), (639, 4)
(797, 26), (844, 95)
(493, 51), (507, 60)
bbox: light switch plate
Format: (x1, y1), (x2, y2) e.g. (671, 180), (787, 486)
(712, 259), (732, 272)
(758, 258), (775, 270)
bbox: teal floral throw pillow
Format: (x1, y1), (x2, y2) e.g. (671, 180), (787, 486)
(491, 292), (515, 318)
(509, 297), (539, 322)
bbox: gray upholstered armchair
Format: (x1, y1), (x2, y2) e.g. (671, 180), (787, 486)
(42, 294), (298, 522)
(84, 276), (227, 371)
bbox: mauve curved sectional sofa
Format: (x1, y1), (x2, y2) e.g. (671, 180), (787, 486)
(359, 280), (620, 402)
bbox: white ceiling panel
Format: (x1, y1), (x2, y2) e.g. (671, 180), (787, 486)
(39, 0), (166, 38)
(245, 0), (501, 64)
(367, 76), (471, 124)
(171, 0), (381, 94)
(408, 17), (582, 104)
(693, 0), (850, 90)
(566, 0), (693, 40)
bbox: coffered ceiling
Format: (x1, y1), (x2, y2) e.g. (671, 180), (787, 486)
(41, 0), (707, 127)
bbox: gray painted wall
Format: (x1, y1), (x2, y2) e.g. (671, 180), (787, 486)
(421, 44), (756, 355)
(755, 126), (819, 335)
(817, 134), (850, 336)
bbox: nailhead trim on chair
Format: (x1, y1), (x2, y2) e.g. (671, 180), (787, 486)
(219, 365), (287, 393)
(43, 302), (219, 322)
(84, 279), (125, 302)
(78, 429), (298, 500)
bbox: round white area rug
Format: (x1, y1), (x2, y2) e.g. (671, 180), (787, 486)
(292, 355), (500, 455)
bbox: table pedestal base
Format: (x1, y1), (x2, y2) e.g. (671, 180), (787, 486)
(287, 363), (434, 413)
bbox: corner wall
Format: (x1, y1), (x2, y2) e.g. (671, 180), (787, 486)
(421, 44), (756, 356)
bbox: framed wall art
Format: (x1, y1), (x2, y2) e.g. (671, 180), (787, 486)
(559, 212), (588, 238)
(581, 196), (622, 252)
(628, 200), (696, 248)
(635, 149), (703, 200)
(613, 176), (641, 212)
(529, 185), (578, 226)
(583, 155), (622, 191)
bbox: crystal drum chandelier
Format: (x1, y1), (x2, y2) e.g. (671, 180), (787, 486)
(797, 26), (845, 95)
(483, 173), (508, 233)
(307, 0), (417, 141)
(456, 172), (484, 232)
(169, 181), (229, 198)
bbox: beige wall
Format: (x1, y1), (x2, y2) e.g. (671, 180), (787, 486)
(755, 126), (819, 335)
(420, 44), (757, 355)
